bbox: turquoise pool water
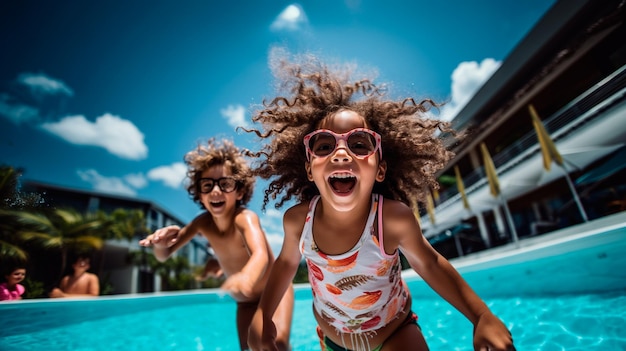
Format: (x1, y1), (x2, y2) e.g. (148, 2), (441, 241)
(2, 226), (625, 350)
(1, 291), (625, 350)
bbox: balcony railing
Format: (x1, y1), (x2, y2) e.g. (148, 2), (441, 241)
(435, 64), (626, 210)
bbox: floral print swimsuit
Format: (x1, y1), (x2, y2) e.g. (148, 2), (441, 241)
(299, 194), (409, 335)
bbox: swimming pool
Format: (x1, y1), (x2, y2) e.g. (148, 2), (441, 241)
(2, 218), (625, 350)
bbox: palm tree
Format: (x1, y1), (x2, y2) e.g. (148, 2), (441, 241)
(0, 165), (44, 210)
(7, 208), (107, 282)
(0, 209), (30, 262)
(107, 208), (149, 241)
(0, 165), (45, 264)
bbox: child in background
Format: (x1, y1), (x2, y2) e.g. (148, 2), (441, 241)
(139, 138), (294, 351)
(50, 253), (100, 298)
(246, 53), (515, 351)
(0, 265), (26, 301)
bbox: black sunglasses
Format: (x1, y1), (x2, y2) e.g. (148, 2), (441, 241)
(198, 177), (238, 193)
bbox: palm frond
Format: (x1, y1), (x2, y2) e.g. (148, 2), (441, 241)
(73, 236), (104, 250)
(0, 240), (29, 261)
(19, 231), (64, 249)
(55, 208), (82, 225)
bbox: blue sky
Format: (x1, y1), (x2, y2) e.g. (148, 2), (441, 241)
(1, 0), (556, 254)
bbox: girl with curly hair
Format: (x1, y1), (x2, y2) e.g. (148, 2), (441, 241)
(140, 138), (294, 351)
(246, 52), (514, 351)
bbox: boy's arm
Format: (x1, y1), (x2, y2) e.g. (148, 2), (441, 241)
(50, 275), (100, 298)
(58, 276), (70, 291)
(228, 210), (272, 291)
(140, 221), (199, 262)
(385, 200), (514, 351)
(87, 273), (100, 296)
(49, 276), (69, 298)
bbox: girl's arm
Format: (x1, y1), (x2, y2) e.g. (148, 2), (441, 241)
(384, 200), (514, 351)
(248, 204), (305, 350)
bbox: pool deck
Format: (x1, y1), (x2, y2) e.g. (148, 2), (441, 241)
(448, 211), (626, 271)
(403, 211), (626, 297)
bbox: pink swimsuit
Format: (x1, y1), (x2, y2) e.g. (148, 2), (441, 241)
(299, 194), (409, 334)
(0, 282), (25, 301)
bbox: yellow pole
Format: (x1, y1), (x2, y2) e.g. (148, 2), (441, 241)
(426, 193), (436, 225)
(480, 142), (519, 245)
(480, 143), (500, 197)
(529, 104), (588, 222)
(529, 104), (563, 170)
(454, 165), (471, 210)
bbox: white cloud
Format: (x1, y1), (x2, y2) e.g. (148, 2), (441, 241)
(220, 104), (249, 129)
(0, 94), (40, 124)
(438, 58), (501, 121)
(147, 162), (187, 188)
(260, 208), (286, 256)
(124, 173), (148, 189)
(0, 72), (73, 124)
(266, 231), (285, 256)
(270, 4), (308, 32)
(17, 72), (74, 98)
(40, 113), (148, 160)
(77, 169), (137, 196)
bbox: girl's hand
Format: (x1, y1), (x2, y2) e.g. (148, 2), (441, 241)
(473, 311), (515, 351)
(248, 309), (278, 351)
(138, 226), (181, 249)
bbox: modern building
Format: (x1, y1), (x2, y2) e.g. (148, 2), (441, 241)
(421, 0), (626, 258)
(22, 180), (208, 294)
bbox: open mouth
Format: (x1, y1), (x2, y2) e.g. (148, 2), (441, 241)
(210, 200), (226, 208)
(329, 173), (356, 194)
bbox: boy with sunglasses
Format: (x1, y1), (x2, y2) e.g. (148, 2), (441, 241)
(139, 138), (294, 351)
(246, 54), (514, 351)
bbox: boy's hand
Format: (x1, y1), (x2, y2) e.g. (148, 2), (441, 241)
(138, 225), (181, 248)
(49, 288), (66, 298)
(473, 311), (515, 351)
(221, 272), (255, 298)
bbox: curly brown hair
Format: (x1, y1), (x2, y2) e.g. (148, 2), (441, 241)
(184, 138), (255, 208)
(246, 53), (455, 210)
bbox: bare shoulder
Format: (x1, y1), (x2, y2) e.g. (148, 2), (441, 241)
(284, 202), (309, 235)
(59, 275), (70, 286)
(381, 198), (414, 220)
(284, 203), (309, 223)
(381, 198), (421, 239)
(191, 212), (216, 234)
(87, 272), (99, 282)
(233, 208), (264, 234)
(234, 207), (261, 223)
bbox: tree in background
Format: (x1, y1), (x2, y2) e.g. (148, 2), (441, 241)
(0, 165), (150, 297)
(0, 165), (49, 297)
(0, 165), (45, 263)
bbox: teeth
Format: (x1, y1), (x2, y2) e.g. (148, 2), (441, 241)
(330, 173), (355, 179)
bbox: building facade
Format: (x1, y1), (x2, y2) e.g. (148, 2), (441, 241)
(22, 180), (208, 294)
(422, 0), (626, 258)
